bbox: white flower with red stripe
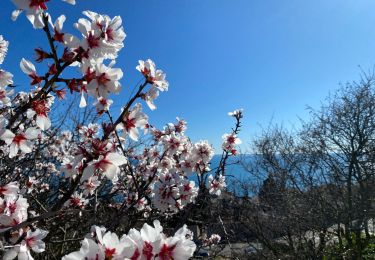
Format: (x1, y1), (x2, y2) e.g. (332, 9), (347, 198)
(0, 194), (29, 227)
(94, 97), (113, 115)
(157, 225), (196, 260)
(83, 11), (125, 53)
(97, 230), (127, 259)
(70, 11), (125, 60)
(84, 62), (123, 98)
(64, 192), (88, 209)
(221, 133), (241, 155)
(3, 228), (48, 260)
(0, 182), (19, 197)
(82, 152), (127, 181)
(136, 59), (169, 91)
(208, 174), (226, 196)
(63, 221), (196, 260)
(0, 127), (40, 158)
(26, 99), (52, 130)
(116, 103), (149, 141)
(80, 176), (101, 196)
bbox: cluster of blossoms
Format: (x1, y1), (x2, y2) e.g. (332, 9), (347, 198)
(0, 36), (13, 107)
(208, 174), (226, 196)
(63, 220), (196, 260)
(0, 0), (243, 259)
(0, 182), (48, 260)
(203, 234), (222, 247)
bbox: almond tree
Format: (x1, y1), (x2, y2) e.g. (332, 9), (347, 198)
(0, 1), (243, 259)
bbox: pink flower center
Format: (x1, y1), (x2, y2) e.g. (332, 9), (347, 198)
(123, 116), (136, 131)
(0, 187), (6, 195)
(142, 242), (154, 260)
(184, 183), (192, 192)
(105, 247), (116, 259)
(54, 29), (64, 43)
(158, 243), (176, 260)
(99, 98), (108, 105)
(29, 0), (49, 10)
(0, 90), (6, 99)
(130, 248), (140, 260)
(32, 100), (50, 116)
(26, 236), (35, 247)
(87, 33), (100, 49)
(227, 135), (236, 144)
(94, 158), (111, 172)
(106, 28), (114, 41)
(70, 197), (83, 207)
(29, 73), (42, 85)
(212, 182), (219, 189)
(8, 202), (17, 214)
(13, 134), (26, 145)
(96, 73), (110, 86)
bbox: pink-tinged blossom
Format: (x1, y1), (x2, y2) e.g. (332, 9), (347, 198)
(82, 152), (127, 181)
(161, 132), (186, 155)
(117, 103), (149, 141)
(78, 123), (100, 141)
(20, 58), (42, 85)
(152, 173), (180, 213)
(82, 11), (125, 50)
(64, 192), (88, 209)
(156, 224), (196, 260)
(192, 140), (214, 163)
(97, 230), (127, 259)
(84, 62), (123, 98)
(179, 180), (198, 207)
(60, 156), (78, 179)
(221, 133), (242, 155)
(0, 35), (9, 65)
(0, 195), (29, 227)
(208, 174), (226, 196)
(0, 182), (19, 197)
(26, 99), (52, 130)
(136, 59), (169, 91)
(210, 234), (221, 245)
(71, 11), (126, 60)
(64, 221), (195, 260)
(80, 176), (101, 196)
(0, 127), (40, 158)
(3, 228), (48, 260)
(94, 97), (113, 115)
(26, 176), (39, 193)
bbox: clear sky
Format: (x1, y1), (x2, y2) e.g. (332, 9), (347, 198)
(1, 0), (375, 152)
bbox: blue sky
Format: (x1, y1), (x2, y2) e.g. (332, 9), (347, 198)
(1, 0), (375, 152)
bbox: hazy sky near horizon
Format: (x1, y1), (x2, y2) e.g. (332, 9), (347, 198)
(1, 0), (375, 151)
